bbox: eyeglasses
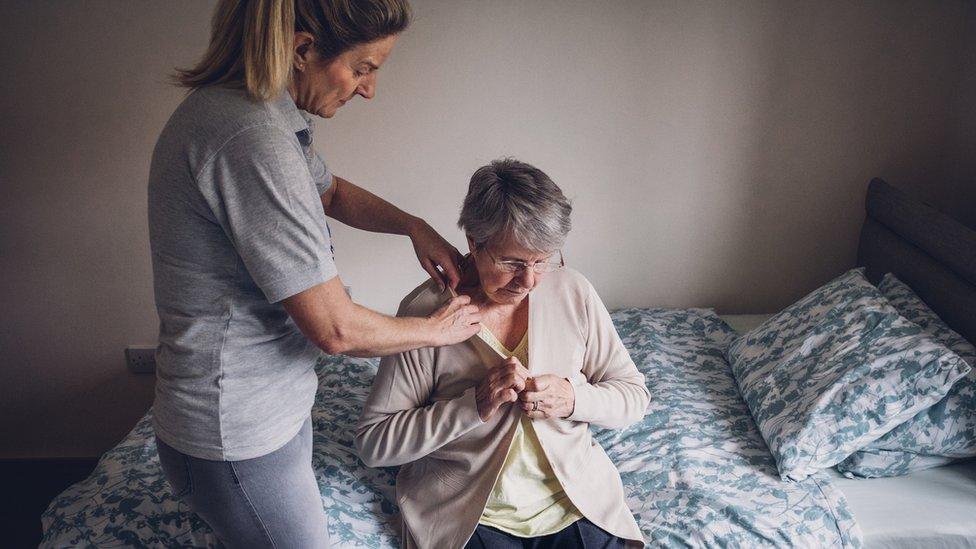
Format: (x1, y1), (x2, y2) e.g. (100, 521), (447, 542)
(482, 248), (565, 274)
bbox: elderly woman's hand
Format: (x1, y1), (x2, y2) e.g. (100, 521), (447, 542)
(519, 375), (575, 419)
(409, 220), (464, 291)
(476, 357), (530, 422)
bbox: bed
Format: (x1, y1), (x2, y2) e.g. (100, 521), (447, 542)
(727, 315), (976, 549)
(41, 179), (976, 548)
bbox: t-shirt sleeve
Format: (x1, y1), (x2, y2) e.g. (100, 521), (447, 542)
(196, 124), (337, 303)
(308, 146), (334, 196)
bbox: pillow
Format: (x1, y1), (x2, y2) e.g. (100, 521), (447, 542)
(726, 268), (970, 481)
(836, 274), (976, 478)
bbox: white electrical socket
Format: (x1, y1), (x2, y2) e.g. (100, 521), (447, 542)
(126, 346), (157, 374)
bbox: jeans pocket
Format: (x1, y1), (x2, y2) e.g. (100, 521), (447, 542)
(155, 436), (194, 498)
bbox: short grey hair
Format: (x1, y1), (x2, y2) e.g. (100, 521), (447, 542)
(458, 158), (572, 252)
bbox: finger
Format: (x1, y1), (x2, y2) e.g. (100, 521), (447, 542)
(463, 323), (481, 338)
(529, 375), (552, 391)
(522, 403), (548, 415)
(445, 298), (474, 320)
(432, 295), (465, 318)
(463, 305), (482, 323)
(502, 388), (518, 403)
(463, 313), (482, 329)
(507, 374), (526, 393)
(420, 258), (445, 291)
(519, 390), (546, 402)
(499, 374), (516, 388)
(490, 365), (510, 382)
(500, 372), (526, 392)
(523, 409), (543, 419)
(491, 385), (508, 401)
(438, 254), (462, 290)
(505, 358), (526, 375)
(513, 377), (526, 392)
(508, 368), (527, 388)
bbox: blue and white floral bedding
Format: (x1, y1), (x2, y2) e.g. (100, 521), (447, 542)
(42, 308), (862, 548)
(727, 269), (969, 482)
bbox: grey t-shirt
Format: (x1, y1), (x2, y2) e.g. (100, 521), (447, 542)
(148, 86), (336, 461)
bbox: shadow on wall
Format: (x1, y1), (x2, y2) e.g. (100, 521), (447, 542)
(708, 1), (968, 313)
(944, 0), (976, 230)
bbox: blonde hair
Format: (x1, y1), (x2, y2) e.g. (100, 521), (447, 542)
(175, 0), (410, 102)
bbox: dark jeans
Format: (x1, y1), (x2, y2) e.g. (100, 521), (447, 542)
(155, 417), (330, 548)
(465, 519), (628, 549)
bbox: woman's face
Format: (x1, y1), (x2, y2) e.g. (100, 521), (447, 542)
(290, 34), (399, 118)
(468, 234), (556, 306)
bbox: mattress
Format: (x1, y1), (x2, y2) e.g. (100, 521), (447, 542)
(827, 463), (976, 548)
(721, 313), (976, 549)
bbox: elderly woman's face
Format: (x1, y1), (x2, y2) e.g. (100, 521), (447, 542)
(291, 34), (398, 118)
(469, 234), (557, 306)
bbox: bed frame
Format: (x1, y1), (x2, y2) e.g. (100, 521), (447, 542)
(857, 178), (976, 344)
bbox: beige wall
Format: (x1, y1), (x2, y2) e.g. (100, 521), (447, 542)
(1, 0), (972, 458)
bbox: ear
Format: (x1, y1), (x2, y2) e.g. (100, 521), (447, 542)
(466, 236), (477, 254)
(293, 31), (316, 67)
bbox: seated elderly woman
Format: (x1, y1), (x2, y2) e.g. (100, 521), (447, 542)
(355, 159), (649, 549)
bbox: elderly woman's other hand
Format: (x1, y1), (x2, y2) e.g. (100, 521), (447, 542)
(476, 356), (530, 421)
(520, 375), (575, 419)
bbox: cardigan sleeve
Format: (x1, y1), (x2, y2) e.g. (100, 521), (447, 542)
(354, 302), (484, 468)
(566, 278), (650, 429)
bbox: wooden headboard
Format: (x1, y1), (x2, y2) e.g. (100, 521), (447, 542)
(857, 178), (976, 344)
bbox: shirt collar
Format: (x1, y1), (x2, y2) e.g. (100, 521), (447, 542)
(271, 91), (314, 146)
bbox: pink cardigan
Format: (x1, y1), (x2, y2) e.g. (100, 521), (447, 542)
(355, 269), (649, 548)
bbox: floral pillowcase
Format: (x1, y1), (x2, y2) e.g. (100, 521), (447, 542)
(727, 268), (970, 482)
(836, 273), (976, 478)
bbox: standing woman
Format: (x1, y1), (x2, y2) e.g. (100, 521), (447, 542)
(147, 0), (480, 546)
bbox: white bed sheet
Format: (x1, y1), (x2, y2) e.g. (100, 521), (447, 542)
(721, 313), (976, 549)
(826, 462), (976, 549)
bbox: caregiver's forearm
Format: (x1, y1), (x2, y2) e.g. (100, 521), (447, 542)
(320, 301), (434, 358)
(321, 175), (424, 237)
(283, 276), (474, 358)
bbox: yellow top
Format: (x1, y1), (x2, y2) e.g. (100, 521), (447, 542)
(477, 326), (584, 537)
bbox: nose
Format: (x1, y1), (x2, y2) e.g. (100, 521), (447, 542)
(357, 73), (376, 99)
(516, 267), (536, 290)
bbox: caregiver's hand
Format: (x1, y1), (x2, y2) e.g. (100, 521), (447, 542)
(426, 295), (482, 347)
(476, 357), (530, 421)
(520, 375), (575, 419)
(409, 220), (463, 291)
